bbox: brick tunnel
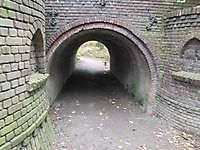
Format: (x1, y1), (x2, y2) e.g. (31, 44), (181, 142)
(46, 21), (157, 107)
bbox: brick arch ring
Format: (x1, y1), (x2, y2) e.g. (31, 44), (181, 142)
(46, 17), (158, 103)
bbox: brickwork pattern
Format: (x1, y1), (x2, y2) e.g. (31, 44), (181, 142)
(156, 6), (200, 136)
(45, 0), (200, 136)
(0, 0), (52, 149)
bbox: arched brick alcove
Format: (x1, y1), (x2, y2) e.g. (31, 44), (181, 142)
(46, 19), (158, 110)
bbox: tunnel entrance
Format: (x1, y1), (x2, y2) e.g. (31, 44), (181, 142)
(46, 21), (164, 149)
(47, 24), (155, 106)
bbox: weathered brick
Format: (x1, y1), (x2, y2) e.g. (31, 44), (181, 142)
(0, 136), (6, 146)
(2, 64), (11, 73)
(9, 29), (17, 37)
(18, 62), (24, 70)
(19, 5), (31, 14)
(6, 71), (21, 80)
(21, 53), (30, 61)
(0, 55), (15, 64)
(7, 10), (16, 19)
(8, 103), (22, 114)
(0, 109), (7, 119)
(6, 131), (15, 141)
(10, 46), (19, 54)
(0, 28), (8, 36)
(6, 37), (23, 46)
(0, 122), (17, 136)
(14, 126), (22, 136)
(0, 18), (13, 27)
(11, 63), (18, 72)
(1, 46), (11, 54)
(5, 115), (14, 125)
(0, 37), (6, 45)
(19, 77), (25, 85)
(16, 12), (24, 21)
(11, 96), (19, 105)
(0, 142), (11, 150)
(11, 79), (18, 88)
(13, 111), (21, 121)
(3, 99), (12, 108)
(0, 89), (15, 101)
(2, 0), (18, 10)
(0, 120), (5, 129)
(15, 85), (26, 94)
(0, 74), (6, 82)
(0, 8), (8, 18)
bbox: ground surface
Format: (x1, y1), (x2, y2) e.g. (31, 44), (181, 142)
(50, 57), (199, 150)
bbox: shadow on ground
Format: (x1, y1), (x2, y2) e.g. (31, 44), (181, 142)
(50, 57), (197, 150)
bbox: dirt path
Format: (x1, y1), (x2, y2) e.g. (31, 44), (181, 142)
(50, 57), (199, 150)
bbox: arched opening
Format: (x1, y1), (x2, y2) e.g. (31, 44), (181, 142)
(30, 29), (45, 73)
(180, 38), (200, 73)
(47, 28), (152, 106)
(76, 41), (110, 72)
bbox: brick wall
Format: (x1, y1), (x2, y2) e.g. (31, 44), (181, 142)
(45, 0), (200, 136)
(0, 0), (52, 149)
(156, 6), (200, 136)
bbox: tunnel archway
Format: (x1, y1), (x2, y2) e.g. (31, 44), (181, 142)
(46, 19), (157, 108)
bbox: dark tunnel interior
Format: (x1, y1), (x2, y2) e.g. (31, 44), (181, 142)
(47, 29), (151, 105)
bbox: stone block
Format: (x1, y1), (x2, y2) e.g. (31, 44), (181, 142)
(0, 37), (6, 45)
(11, 80), (18, 88)
(0, 122), (17, 136)
(14, 126), (22, 136)
(0, 120), (5, 129)
(1, 82), (11, 91)
(2, 0), (19, 11)
(3, 99), (12, 108)
(0, 109), (7, 119)
(0, 74), (6, 82)
(20, 5), (31, 14)
(0, 89), (15, 101)
(9, 28), (17, 37)
(0, 8), (8, 18)
(7, 10), (16, 19)
(0, 28), (8, 36)
(1, 46), (11, 54)
(8, 103), (22, 115)
(18, 29), (25, 37)
(23, 14), (30, 22)
(0, 55), (15, 64)
(19, 77), (25, 85)
(6, 37), (23, 46)
(13, 111), (21, 121)
(18, 62), (24, 70)
(22, 54), (30, 61)
(2, 64), (11, 73)
(6, 131), (15, 141)
(16, 12), (23, 22)
(0, 142), (11, 150)
(0, 18), (13, 27)
(11, 130), (26, 147)
(0, 137), (6, 146)
(10, 46), (18, 54)
(21, 108), (27, 116)
(16, 85), (26, 94)
(22, 122), (28, 131)
(14, 54), (21, 62)
(6, 71), (21, 80)
(5, 115), (14, 125)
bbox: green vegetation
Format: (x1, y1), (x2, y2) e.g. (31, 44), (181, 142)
(177, 0), (186, 3)
(76, 41), (110, 64)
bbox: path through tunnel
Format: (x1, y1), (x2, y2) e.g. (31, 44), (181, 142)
(47, 27), (153, 106)
(46, 24), (182, 149)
